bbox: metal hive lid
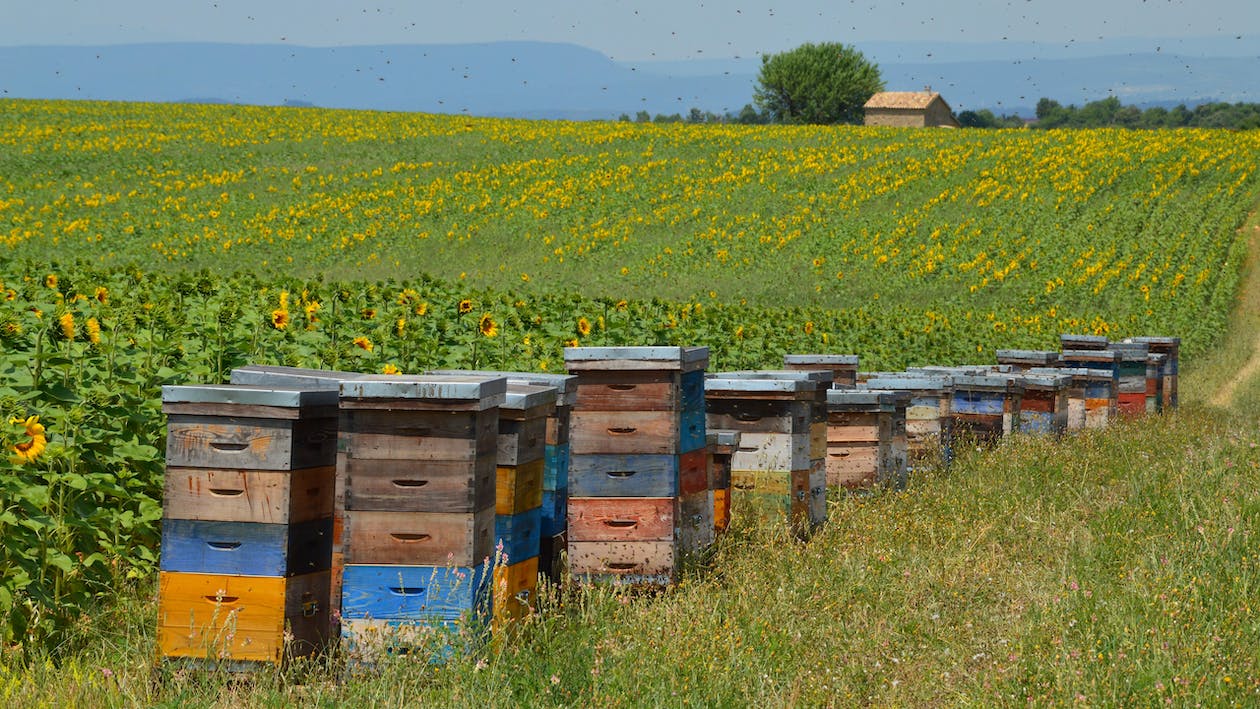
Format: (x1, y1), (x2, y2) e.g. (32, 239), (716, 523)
(162, 383), (338, 408)
(229, 364), (368, 389)
(340, 374), (508, 406)
(783, 354), (859, 366)
(427, 369), (577, 407)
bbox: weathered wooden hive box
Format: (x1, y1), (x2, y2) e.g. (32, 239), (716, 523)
(995, 349), (1061, 372)
(1058, 350), (1120, 428)
(1059, 334), (1111, 351)
(862, 374), (953, 473)
(706, 429), (740, 535)
(157, 384), (338, 668)
(1106, 342), (1150, 417)
(783, 353), (860, 388)
(705, 371), (829, 537)
(945, 373), (1023, 442)
(563, 346), (711, 587)
(824, 389), (908, 490)
(1014, 372), (1071, 435)
(335, 374), (507, 660)
(429, 370), (576, 583)
(1144, 353), (1167, 414)
(1130, 336), (1179, 410)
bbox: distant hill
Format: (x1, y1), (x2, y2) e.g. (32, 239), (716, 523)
(0, 40), (1256, 120)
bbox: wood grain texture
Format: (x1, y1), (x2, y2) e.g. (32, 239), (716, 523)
(163, 466), (334, 524)
(493, 556), (539, 629)
(342, 508), (495, 566)
(540, 488), (567, 538)
(497, 417), (548, 467)
(568, 453), (680, 498)
(567, 497), (674, 542)
(157, 571), (330, 664)
(343, 456), (495, 513)
(729, 432), (812, 472)
(160, 518), (332, 577)
(704, 399), (810, 434)
(340, 421), (496, 462)
(166, 415), (337, 471)
(340, 564), (492, 621)
(573, 371), (684, 411)
(494, 508), (542, 566)
(567, 541), (676, 583)
(496, 460), (544, 515)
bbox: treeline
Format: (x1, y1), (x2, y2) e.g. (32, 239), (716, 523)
(619, 97), (1260, 130)
(963, 96), (1260, 130)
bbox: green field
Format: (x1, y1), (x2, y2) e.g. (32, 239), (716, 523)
(2, 99), (1260, 705)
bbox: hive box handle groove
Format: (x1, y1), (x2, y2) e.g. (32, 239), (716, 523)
(205, 595), (239, 604)
(208, 488), (244, 497)
(829, 451), (850, 458)
(206, 541), (241, 551)
(607, 427), (637, 435)
(606, 470), (636, 478)
(607, 562), (638, 572)
(608, 384), (636, 391)
(735, 412), (762, 422)
(604, 519), (639, 528)
(391, 479), (429, 488)
(209, 441), (249, 452)
(388, 587), (425, 596)
(390, 533), (432, 542)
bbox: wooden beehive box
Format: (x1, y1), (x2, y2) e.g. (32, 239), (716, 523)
(1130, 336), (1179, 410)
(563, 346), (709, 586)
(995, 349), (1061, 372)
(1057, 351), (1120, 428)
(1014, 372), (1071, 435)
(1105, 342), (1150, 417)
(862, 374), (952, 473)
(824, 389), (907, 491)
(783, 353), (859, 388)
(1059, 334), (1110, 351)
(705, 371), (828, 536)
(707, 429), (740, 535)
(947, 374), (1023, 442)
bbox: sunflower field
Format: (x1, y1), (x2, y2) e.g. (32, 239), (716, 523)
(1, 98), (1259, 650)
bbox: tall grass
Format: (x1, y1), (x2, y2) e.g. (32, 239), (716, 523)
(3, 405), (1258, 706)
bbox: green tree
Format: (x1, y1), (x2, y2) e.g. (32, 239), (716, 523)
(753, 42), (884, 124)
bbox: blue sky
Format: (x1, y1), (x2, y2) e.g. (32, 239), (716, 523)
(3, 1), (1257, 61)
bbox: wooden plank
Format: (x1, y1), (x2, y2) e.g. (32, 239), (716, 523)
(573, 371), (684, 411)
(343, 508), (495, 566)
(826, 423), (883, 444)
(160, 518), (332, 577)
(340, 375), (508, 407)
(340, 421), (497, 462)
(567, 497), (675, 542)
(563, 346), (708, 372)
(161, 384), (338, 414)
(808, 463), (827, 526)
(340, 564), (492, 621)
(343, 456), (495, 513)
(496, 416), (547, 467)
(714, 488), (731, 534)
(163, 466), (334, 524)
(570, 410), (683, 455)
(568, 453), (679, 498)
(493, 556), (539, 630)
(166, 415), (336, 471)
(343, 408), (496, 440)
(545, 412), (570, 447)
(496, 459), (545, 515)
(825, 445), (881, 488)
(567, 541), (677, 584)
(157, 571), (329, 664)
(494, 508), (542, 566)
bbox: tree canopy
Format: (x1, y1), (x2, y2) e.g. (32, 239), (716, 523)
(753, 42), (884, 125)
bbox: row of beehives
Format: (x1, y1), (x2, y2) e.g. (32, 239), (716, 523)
(152, 334), (1177, 669)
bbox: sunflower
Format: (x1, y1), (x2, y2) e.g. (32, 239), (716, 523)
(457, 299), (474, 314)
(381, 363), (401, 375)
(414, 302), (429, 316)
(353, 336), (373, 351)
(396, 317), (407, 336)
(804, 321), (815, 335)
(576, 317), (591, 337)
(11, 415), (46, 463)
(479, 313), (498, 338)
(271, 309), (289, 330)
(45, 274), (58, 289)
(86, 317), (101, 344)
(361, 307), (377, 320)
(59, 312), (76, 341)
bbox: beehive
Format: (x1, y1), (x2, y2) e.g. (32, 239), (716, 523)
(862, 374), (952, 473)
(995, 350), (1061, 372)
(157, 384), (338, 668)
(707, 429), (740, 535)
(1130, 336), (1180, 410)
(1014, 372), (1071, 435)
(337, 374), (506, 659)
(1106, 342), (1150, 417)
(783, 354), (860, 388)
(824, 389), (908, 490)
(1059, 334), (1110, 351)
(705, 371), (829, 537)
(947, 374), (1023, 442)
(564, 346), (710, 587)
(1058, 350), (1120, 428)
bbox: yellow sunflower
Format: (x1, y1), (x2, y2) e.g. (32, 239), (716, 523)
(86, 317), (101, 344)
(59, 312), (76, 341)
(272, 309), (289, 330)
(576, 317), (591, 337)
(12, 415), (46, 463)
(353, 336), (373, 351)
(381, 363), (401, 375)
(458, 299), (474, 314)
(45, 274), (58, 289)
(414, 302), (429, 316)
(479, 313), (498, 338)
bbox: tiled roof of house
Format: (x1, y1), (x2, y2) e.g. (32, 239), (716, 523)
(864, 91), (942, 110)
